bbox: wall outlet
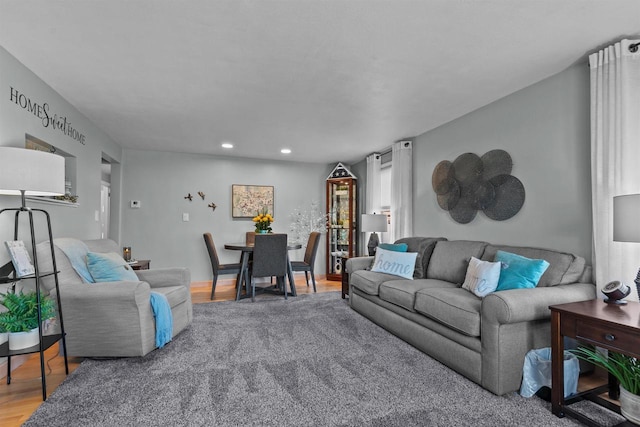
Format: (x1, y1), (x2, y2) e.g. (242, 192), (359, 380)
(130, 200), (141, 209)
(182, 213), (189, 222)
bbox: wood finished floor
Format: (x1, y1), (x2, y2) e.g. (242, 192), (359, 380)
(0, 275), (341, 427)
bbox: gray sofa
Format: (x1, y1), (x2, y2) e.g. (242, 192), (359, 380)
(36, 238), (193, 357)
(345, 237), (596, 395)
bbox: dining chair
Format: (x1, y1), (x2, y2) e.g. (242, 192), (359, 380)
(291, 232), (321, 292)
(203, 233), (244, 300)
(250, 233), (288, 302)
(245, 231), (256, 245)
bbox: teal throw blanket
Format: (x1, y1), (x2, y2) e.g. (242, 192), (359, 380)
(54, 238), (94, 283)
(150, 291), (173, 348)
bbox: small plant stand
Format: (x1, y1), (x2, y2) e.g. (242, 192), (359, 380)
(0, 204), (68, 400)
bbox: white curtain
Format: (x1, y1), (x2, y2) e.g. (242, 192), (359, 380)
(365, 153), (382, 255)
(366, 153), (382, 215)
(390, 140), (413, 242)
(590, 39), (640, 300)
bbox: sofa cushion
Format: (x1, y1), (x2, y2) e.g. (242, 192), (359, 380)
(350, 270), (401, 296)
(379, 279), (458, 312)
(394, 237), (446, 279)
(426, 240), (488, 284)
(481, 244), (586, 287)
(414, 288), (482, 337)
(371, 248), (417, 280)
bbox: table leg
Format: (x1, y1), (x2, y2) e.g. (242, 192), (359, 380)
(286, 253), (297, 297)
(551, 310), (565, 417)
(236, 251), (250, 301)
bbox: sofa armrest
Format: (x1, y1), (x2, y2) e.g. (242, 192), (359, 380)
(482, 283), (596, 324)
(53, 281), (156, 357)
(345, 256), (374, 274)
(135, 267), (191, 290)
(58, 281), (151, 310)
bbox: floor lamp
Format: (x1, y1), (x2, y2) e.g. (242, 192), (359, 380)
(613, 193), (640, 299)
(0, 146), (69, 400)
(361, 214), (388, 256)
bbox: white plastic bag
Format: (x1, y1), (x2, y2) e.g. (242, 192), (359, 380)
(520, 347), (579, 398)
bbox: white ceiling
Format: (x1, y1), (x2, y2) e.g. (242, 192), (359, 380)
(1, 1), (639, 164)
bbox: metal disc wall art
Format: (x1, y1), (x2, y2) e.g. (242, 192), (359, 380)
(431, 149), (525, 224)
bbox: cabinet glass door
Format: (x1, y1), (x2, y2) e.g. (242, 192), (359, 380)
(326, 177), (356, 281)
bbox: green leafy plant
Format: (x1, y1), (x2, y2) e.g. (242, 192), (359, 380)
(572, 347), (640, 395)
(0, 291), (55, 333)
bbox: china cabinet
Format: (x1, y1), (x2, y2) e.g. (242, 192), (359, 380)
(326, 163), (357, 281)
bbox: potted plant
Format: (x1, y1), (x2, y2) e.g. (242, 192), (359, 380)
(0, 323), (7, 346)
(253, 207), (274, 234)
(572, 346), (640, 424)
(0, 290), (55, 350)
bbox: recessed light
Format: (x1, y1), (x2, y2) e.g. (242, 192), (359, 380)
(281, 148), (292, 154)
(221, 143), (233, 149)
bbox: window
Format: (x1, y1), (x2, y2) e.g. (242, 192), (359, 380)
(380, 163), (391, 210)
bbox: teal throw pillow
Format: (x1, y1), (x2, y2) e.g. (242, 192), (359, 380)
(378, 243), (408, 252)
(494, 250), (550, 291)
(86, 252), (139, 282)
(370, 247), (417, 280)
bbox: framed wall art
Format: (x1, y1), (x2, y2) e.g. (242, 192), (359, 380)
(231, 184), (274, 218)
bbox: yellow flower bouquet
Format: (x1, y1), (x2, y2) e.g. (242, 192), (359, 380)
(253, 208), (274, 233)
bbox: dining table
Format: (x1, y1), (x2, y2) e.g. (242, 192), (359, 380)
(224, 240), (302, 300)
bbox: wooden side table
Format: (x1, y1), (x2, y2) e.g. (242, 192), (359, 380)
(130, 260), (150, 270)
(341, 256), (349, 299)
(550, 299), (640, 426)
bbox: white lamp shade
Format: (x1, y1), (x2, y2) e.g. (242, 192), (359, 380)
(0, 147), (65, 196)
(613, 194), (640, 242)
(361, 214), (388, 233)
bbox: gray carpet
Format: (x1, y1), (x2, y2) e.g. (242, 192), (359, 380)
(25, 292), (624, 426)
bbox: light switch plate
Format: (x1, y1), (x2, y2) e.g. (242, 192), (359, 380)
(182, 213), (189, 222)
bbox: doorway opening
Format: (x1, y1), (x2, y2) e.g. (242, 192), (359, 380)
(100, 158), (112, 239)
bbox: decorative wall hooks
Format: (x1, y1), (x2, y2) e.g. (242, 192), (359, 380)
(198, 191), (205, 200)
(208, 203), (217, 212)
(432, 149), (525, 224)
(184, 193), (193, 201)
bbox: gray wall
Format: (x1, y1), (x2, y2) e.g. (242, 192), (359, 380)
(120, 149), (329, 282)
(412, 63), (592, 260)
(0, 46), (123, 267)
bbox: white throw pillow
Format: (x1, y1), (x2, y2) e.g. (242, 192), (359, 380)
(462, 257), (501, 297)
(370, 247), (418, 280)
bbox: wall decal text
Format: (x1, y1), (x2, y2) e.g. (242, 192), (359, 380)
(8, 86), (86, 145)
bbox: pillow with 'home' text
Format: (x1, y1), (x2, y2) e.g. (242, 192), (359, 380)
(370, 247), (417, 280)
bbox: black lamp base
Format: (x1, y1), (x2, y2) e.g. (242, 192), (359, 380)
(367, 232), (380, 256)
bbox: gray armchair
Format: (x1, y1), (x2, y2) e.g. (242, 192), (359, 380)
(35, 238), (192, 357)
